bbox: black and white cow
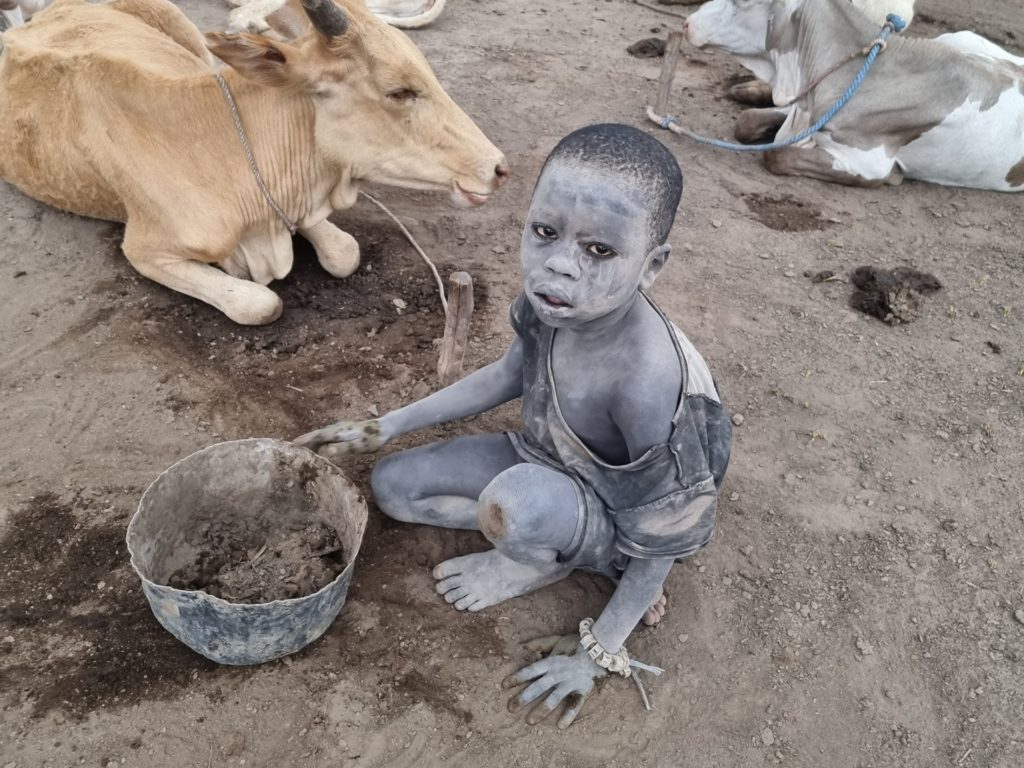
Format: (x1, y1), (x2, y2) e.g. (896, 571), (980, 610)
(686, 0), (1024, 190)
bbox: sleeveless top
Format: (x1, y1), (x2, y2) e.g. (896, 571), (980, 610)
(509, 292), (732, 559)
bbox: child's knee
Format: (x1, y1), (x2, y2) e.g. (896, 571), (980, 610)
(369, 454), (407, 519)
(478, 464), (577, 549)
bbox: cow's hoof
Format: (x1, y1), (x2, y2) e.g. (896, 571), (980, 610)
(314, 228), (360, 279)
(735, 108), (788, 144)
(729, 80), (775, 108)
(224, 288), (284, 326)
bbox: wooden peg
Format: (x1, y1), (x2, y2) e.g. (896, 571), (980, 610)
(654, 29), (685, 118)
(437, 271), (474, 387)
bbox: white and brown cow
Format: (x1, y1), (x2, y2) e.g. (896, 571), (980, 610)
(685, 0), (1024, 190)
(0, 0), (507, 324)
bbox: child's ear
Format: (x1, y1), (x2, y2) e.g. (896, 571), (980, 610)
(640, 244), (671, 290)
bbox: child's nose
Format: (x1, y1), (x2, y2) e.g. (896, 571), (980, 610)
(543, 247), (580, 279)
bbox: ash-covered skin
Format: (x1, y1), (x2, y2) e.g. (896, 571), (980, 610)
(294, 124), (730, 728)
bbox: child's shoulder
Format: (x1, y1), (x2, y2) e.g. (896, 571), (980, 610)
(668, 322), (721, 404)
(626, 294), (724, 405)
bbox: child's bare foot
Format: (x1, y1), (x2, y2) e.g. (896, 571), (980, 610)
(642, 588), (667, 626)
(433, 549), (571, 612)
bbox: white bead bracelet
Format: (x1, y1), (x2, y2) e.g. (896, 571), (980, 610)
(579, 618), (632, 677)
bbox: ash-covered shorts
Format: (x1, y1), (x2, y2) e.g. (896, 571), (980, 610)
(506, 432), (629, 574)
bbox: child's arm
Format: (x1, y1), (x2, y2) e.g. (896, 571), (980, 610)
(294, 337), (523, 454)
(591, 556), (673, 652)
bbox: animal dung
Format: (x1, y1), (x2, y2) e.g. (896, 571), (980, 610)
(848, 266), (942, 325)
(168, 523), (346, 603)
(628, 38), (667, 58)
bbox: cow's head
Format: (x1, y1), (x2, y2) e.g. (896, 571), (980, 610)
(685, 0), (775, 57)
(207, 0), (508, 208)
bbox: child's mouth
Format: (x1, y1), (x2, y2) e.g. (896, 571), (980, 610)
(536, 292), (572, 309)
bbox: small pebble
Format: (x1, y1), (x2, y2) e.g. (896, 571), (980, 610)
(1014, 609), (1024, 626)
(677, 633), (689, 643)
(392, 298), (407, 310)
(2, 636), (14, 645)
(722, 577), (733, 587)
(711, 219), (722, 228)
(783, 270), (796, 278)
(729, 491), (740, 502)
(731, 413), (744, 426)
(761, 727), (775, 746)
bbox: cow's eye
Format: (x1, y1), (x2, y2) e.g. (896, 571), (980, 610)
(386, 88), (420, 103)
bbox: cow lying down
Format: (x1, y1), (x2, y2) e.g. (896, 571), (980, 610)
(686, 0), (916, 106)
(0, 0), (507, 325)
(685, 0), (1024, 190)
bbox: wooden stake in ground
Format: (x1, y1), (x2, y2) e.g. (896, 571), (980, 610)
(654, 29), (685, 118)
(437, 272), (474, 387)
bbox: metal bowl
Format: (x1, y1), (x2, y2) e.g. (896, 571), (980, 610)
(126, 438), (367, 665)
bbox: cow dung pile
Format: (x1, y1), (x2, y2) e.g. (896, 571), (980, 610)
(848, 266), (943, 325)
(168, 522), (346, 603)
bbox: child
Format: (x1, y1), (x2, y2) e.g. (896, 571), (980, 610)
(295, 123), (731, 728)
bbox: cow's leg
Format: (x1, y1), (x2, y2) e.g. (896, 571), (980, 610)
(729, 79), (775, 107)
(299, 218), (361, 279)
(124, 247), (283, 325)
(226, 0), (289, 34)
(763, 144), (903, 188)
(736, 107), (790, 144)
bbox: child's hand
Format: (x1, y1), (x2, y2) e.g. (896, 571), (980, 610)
(502, 634), (607, 729)
(292, 419), (389, 458)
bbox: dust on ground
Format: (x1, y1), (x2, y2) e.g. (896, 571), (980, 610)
(2, 1), (1024, 767)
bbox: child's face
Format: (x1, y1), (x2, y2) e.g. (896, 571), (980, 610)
(519, 161), (666, 328)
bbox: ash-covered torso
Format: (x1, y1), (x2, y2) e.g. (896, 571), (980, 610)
(509, 291), (731, 558)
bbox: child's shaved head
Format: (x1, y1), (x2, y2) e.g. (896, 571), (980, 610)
(539, 124), (683, 249)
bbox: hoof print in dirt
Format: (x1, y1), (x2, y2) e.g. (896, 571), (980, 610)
(849, 266), (942, 325)
(627, 38), (667, 58)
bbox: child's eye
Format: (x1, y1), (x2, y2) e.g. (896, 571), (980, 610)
(533, 225), (558, 239)
(586, 243), (616, 258)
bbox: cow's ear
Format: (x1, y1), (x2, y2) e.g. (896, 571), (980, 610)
(205, 33), (300, 87)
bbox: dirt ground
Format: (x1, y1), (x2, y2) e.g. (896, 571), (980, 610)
(2, 1), (1023, 766)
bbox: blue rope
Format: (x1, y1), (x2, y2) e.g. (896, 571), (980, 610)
(657, 14), (907, 153)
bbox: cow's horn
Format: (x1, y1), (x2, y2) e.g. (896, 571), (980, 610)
(300, 0), (349, 39)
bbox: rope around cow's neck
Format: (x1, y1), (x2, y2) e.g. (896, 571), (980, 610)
(213, 72), (299, 235)
(212, 73), (450, 312)
(648, 13), (907, 153)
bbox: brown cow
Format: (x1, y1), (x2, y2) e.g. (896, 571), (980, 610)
(0, 0), (507, 324)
